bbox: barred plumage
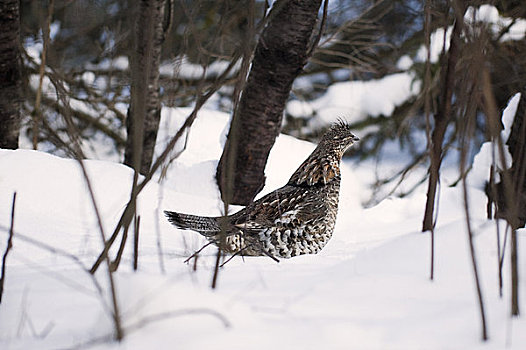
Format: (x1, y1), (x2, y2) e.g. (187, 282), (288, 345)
(164, 120), (359, 259)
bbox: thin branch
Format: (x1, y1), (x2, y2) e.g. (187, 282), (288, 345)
(459, 59), (488, 341)
(32, 0), (54, 150)
(306, 0), (329, 58)
(211, 246), (223, 289)
(183, 241), (215, 264)
(423, 0), (434, 281)
(110, 219), (130, 272)
(0, 192), (16, 304)
(133, 215), (140, 271)
(461, 157), (489, 341)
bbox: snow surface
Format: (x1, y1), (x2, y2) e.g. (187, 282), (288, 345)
(287, 72), (420, 126)
(159, 56), (239, 80)
(1, 101), (525, 349)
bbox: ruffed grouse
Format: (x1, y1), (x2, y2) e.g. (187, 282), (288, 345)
(165, 121), (359, 259)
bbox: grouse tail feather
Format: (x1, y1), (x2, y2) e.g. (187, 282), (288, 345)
(164, 211), (220, 237)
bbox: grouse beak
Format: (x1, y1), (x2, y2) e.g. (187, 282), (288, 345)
(343, 134), (359, 153)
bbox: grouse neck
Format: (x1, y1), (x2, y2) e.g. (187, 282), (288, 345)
(288, 148), (341, 187)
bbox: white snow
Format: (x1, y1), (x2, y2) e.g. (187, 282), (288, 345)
(465, 5), (526, 42)
(1, 101), (525, 349)
(159, 56), (239, 80)
(85, 56), (129, 71)
(396, 55), (413, 70)
(467, 93), (520, 189)
(416, 26), (453, 63)
(287, 72), (421, 126)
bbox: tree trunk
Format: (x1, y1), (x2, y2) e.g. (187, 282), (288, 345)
(505, 91), (526, 227)
(501, 90), (525, 317)
(217, 0), (323, 206)
(124, 0), (166, 175)
(0, 0), (22, 150)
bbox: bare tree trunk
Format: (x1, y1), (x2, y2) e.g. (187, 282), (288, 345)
(124, 0), (166, 175)
(0, 0), (22, 149)
(505, 91), (526, 228)
(500, 90), (525, 316)
(508, 95), (525, 316)
(422, 4), (466, 232)
(217, 0), (323, 206)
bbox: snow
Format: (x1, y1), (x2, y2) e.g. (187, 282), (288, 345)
(396, 55), (413, 70)
(287, 72), (420, 126)
(501, 93), (521, 140)
(86, 56), (129, 71)
(28, 75), (61, 98)
(465, 5), (526, 42)
(467, 93), (520, 189)
(159, 56), (239, 80)
(24, 41), (43, 65)
(1, 102), (525, 349)
(416, 26), (452, 63)
(415, 5), (525, 65)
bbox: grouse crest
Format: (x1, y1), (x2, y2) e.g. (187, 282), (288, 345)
(165, 120), (359, 260)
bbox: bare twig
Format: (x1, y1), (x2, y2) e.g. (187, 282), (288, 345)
(32, 0), (54, 150)
(154, 194), (165, 273)
(459, 61), (488, 341)
(211, 246), (223, 289)
(0, 192), (16, 304)
(497, 221), (509, 297)
(423, 0), (434, 281)
(110, 220), (130, 272)
(183, 241), (215, 264)
(461, 165), (489, 341)
(306, 0), (329, 58)
(133, 215), (140, 271)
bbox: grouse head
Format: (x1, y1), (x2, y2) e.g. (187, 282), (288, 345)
(288, 120), (359, 186)
(319, 119), (360, 158)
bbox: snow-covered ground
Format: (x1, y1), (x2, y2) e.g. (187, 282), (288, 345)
(0, 100), (525, 349)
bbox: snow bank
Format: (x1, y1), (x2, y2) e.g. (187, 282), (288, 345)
(287, 72), (420, 126)
(0, 106), (524, 349)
